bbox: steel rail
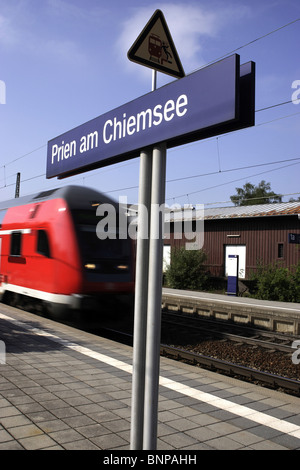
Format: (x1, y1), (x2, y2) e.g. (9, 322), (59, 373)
(160, 343), (300, 395)
(161, 311), (296, 353)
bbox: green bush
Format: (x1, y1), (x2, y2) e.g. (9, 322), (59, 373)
(250, 261), (300, 302)
(291, 262), (300, 302)
(164, 247), (208, 291)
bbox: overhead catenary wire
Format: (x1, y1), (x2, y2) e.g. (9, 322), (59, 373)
(165, 161), (300, 202)
(192, 17), (300, 73)
(0, 17), (299, 202)
(203, 191), (300, 207)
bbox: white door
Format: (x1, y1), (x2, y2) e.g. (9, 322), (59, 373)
(163, 245), (171, 272)
(225, 245), (246, 279)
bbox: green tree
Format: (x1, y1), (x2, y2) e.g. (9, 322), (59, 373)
(165, 247), (208, 291)
(230, 180), (282, 206)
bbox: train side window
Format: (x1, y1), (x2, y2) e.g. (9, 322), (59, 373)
(10, 231), (22, 256)
(37, 230), (51, 258)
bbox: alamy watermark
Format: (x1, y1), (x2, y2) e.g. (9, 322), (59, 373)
(292, 340), (300, 365)
(0, 80), (6, 104)
(95, 197), (204, 250)
(291, 80), (300, 105)
(290, 81), (300, 367)
(0, 340), (6, 364)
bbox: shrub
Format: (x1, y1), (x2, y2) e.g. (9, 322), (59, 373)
(291, 262), (300, 302)
(164, 247), (208, 291)
(250, 261), (300, 302)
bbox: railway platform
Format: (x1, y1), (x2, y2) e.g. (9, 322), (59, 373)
(0, 302), (300, 451)
(162, 288), (300, 335)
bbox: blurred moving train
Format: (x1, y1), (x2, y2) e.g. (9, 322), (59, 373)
(0, 186), (135, 316)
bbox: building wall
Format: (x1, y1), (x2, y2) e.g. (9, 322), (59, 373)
(165, 215), (300, 279)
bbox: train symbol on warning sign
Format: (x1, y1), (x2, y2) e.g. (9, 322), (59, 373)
(128, 9), (185, 79)
(148, 34), (172, 65)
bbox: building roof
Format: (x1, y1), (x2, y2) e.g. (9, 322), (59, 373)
(203, 202), (300, 220)
(165, 201), (300, 222)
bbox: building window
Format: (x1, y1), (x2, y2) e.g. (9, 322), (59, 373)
(278, 243), (284, 259)
(10, 231), (22, 256)
(37, 230), (51, 258)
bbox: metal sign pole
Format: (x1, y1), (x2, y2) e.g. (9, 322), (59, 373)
(152, 70), (157, 92)
(130, 69), (159, 450)
(143, 141), (166, 450)
(130, 149), (152, 449)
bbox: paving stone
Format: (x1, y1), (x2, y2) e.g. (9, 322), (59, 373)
(229, 430), (264, 446)
(167, 418), (199, 432)
(0, 428), (14, 443)
(26, 410), (56, 423)
(185, 425), (221, 442)
(0, 406), (21, 418)
(8, 424), (44, 439)
(76, 403), (106, 414)
(0, 415), (32, 428)
(63, 439), (100, 450)
(76, 423), (110, 438)
(18, 434), (58, 450)
(50, 407), (81, 419)
(249, 440), (288, 450)
(102, 418), (130, 433)
(157, 410), (180, 423)
(91, 433), (128, 450)
(205, 436), (243, 450)
(0, 398), (11, 408)
(48, 428), (84, 445)
(38, 419), (70, 433)
(207, 421), (241, 435)
(0, 440), (25, 450)
(62, 414), (95, 428)
(160, 431), (199, 449)
(16, 402), (45, 414)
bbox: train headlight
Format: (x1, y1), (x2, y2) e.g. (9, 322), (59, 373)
(85, 263), (96, 269)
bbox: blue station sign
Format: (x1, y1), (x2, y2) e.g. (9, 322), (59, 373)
(46, 54), (255, 179)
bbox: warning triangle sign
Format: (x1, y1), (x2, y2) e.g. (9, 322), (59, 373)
(128, 10), (185, 79)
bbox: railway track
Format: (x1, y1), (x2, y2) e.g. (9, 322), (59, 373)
(160, 344), (300, 396)
(160, 311), (300, 396)
(161, 311), (297, 353)
(95, 309), (300, 396)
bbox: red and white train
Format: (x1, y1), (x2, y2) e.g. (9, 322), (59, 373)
(0, 185), (135, 316)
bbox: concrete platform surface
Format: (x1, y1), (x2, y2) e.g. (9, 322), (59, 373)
(1, 303), (300, 452)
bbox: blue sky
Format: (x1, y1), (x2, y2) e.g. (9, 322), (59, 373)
(0, 0), (299, 207)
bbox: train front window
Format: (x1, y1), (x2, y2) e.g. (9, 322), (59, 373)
(72, 210), (131, 275)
